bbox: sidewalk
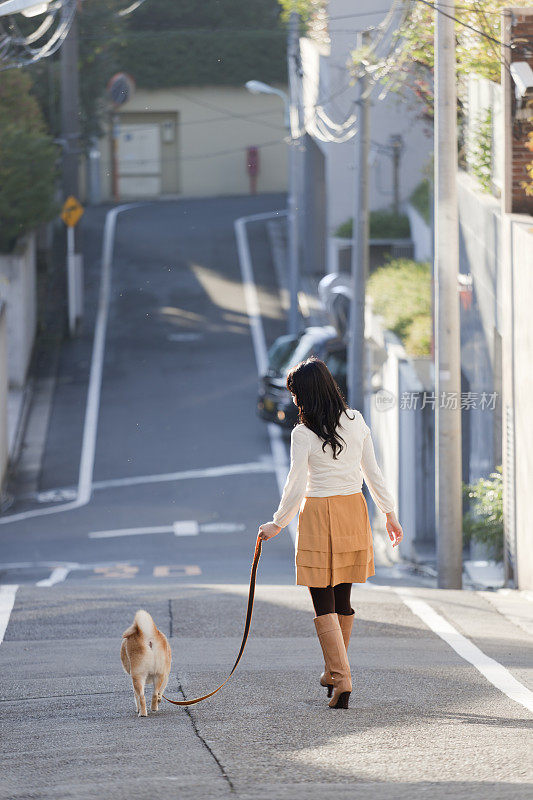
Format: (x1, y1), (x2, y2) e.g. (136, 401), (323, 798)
(1, 581), (532, 799)
(265, 218), (508, 593)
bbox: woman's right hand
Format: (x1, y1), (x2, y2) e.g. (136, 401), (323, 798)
(385, 511), (403, 548)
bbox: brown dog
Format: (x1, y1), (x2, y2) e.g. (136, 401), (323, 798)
(120, 609), (172, 716)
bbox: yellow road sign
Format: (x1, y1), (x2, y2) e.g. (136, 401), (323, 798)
(61, 195), (84, 227)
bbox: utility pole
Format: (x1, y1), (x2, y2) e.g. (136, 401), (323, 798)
(60, 0), (83, 335)
(434, 1), (463, 588)
(60, 0), (80, 201)
(389, 134), (403, 215)
(287, 11), (301, 337)
(347, 30), (370, 414)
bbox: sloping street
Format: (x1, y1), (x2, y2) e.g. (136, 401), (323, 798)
(0, 198), (532, 800)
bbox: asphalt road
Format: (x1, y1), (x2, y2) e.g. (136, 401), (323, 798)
(0, 196), (532, 799)
(1, 195), (298, 586)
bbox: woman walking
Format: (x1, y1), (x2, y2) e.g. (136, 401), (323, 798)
(258, 357), (403, 709)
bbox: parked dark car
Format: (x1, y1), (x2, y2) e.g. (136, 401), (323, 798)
(257, 326), (347, 429)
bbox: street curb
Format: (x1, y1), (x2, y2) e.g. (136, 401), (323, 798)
(8, 377), (34, 467)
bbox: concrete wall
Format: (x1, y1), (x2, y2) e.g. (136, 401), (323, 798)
(457, 171), (502, 485)
(98, 86), (288, 200)
(406, 203), (432, 262)
(363, 300), (435, 560)
(510, 221), (533, 589)
(0, 233), (37, 388)
(0, 303), (8, 492)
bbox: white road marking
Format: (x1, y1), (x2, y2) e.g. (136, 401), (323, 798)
(36, 566), (71, 587)
(201, 522), (245, 533)
(93, 563), (139, 579)
(395, 586), (533, 714)
(167, 333), (203, 342)
(153, 565), (202, 578)
(234, 212), (275, 375)
(173, 520), (199, 536)
(234, 210), (297, 544)
(35, 489), (78, 503)
(0, 204), (141, 525)
(0, 560), (99, 571)
(0, 585), (18, 644)
(77, 205), (139, 506)
(89, 520), (243, 539)
(36, 460), (275, 501)
(89, 525), (175, 539)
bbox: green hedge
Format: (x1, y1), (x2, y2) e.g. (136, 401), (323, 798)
(409, 178), (431, 224)
(0, 71), (58, 254)
(127, 0), (281, 31)
(117, 30), (287, 89)
(334, 211), (411, 239)
(366, 258), (432, 356)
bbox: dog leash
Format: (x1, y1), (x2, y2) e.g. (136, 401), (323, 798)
(162, 534), (263, 706)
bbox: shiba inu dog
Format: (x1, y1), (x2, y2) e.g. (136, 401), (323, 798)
(120, 609), (171, 717)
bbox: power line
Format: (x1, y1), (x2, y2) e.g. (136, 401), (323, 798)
(101, 138), (285, 165)
(0, 0), (76, 71)
(77, 27), (291, 40)
(327, 9), (391, 22)
(412, 0), (513, 49)
(167, 92), (287, 132)
(117, 0), (149, 17)
(107, 109), (286, 134)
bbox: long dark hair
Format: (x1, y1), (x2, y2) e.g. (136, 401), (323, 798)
(286, 357), (355, 459)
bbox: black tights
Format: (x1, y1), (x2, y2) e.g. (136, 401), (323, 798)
(309, 583), (353, 616)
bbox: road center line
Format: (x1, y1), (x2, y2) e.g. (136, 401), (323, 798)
(0, 585), (18, 644)
(234, 210), (297, 544)
(395, 586), (533, 714)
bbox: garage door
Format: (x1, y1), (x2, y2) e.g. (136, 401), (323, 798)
(117, 123), (162, 197)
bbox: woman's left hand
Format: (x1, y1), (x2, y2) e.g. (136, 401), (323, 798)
(385, 511), (404, 548)
(258, 521), (282, 541)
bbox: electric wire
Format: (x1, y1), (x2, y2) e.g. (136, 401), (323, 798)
(0, 0), (75, 71)
(412, 0), (513, 49)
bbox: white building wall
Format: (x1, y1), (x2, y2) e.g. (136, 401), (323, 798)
(511, 221), (533, 590)
(98, 86), (288, 200)
(302, 0), (432, 236)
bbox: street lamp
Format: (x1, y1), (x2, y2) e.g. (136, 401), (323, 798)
(245, 79), (300, 337)
(245, 81), (290, 128)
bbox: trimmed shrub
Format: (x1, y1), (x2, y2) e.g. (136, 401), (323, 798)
(409, 178), (431, 224)
(366, 258), (432, 356)
(116, 29), (287, 89)
(0, 72), (58, 253)
(333, 210), (411, 239)
(462, 466), (503, 562)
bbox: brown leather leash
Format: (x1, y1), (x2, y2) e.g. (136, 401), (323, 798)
(162, 534), (263, 707)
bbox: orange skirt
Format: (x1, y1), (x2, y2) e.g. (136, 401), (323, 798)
(295, 491), (375, 587)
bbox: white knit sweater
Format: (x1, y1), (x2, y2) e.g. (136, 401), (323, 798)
(272, 408), (395, 528)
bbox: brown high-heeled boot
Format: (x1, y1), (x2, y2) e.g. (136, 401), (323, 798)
(320, 610), (354, 697)
(314, 613), (352, 709)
